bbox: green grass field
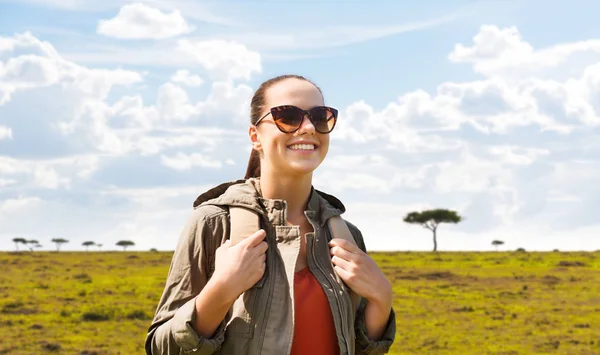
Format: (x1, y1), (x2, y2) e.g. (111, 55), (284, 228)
(0, 250), (598, 354)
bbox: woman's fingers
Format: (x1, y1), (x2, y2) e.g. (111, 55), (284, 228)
(330, 245), (356, 263)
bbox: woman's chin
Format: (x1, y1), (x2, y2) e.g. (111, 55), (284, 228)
(285, 161), (321, 176)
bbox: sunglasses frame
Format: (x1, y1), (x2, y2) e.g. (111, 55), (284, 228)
(255, 105), (338, 134)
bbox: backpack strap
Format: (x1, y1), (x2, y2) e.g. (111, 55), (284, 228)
(229, 206), (260, 245)
(328, 216), (362, 315)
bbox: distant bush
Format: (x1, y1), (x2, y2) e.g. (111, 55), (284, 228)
(41, 343), (61, 352)
(553, 249), (560, 252)
(126, 310), (151, 320)
(516, 248), (526, 252)
(81, 309), (114, 322)
(2, 301), (24, 314)
(150, 248), (158, 252)
(73, 273), (92, 283)
(557, 261), (587, 267)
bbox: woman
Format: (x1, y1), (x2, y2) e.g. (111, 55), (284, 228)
(145, 75), (396, 354)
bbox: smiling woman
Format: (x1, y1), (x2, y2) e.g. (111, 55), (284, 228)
(145, 74), (396, 355)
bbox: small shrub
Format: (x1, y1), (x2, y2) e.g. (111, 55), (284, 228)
(516, 248), (526, 252)
(126, 310), (151, 320)
(574, 323), (590, 328)
(453, 306), (475, 312)
(73, 273), (92, 283)
(41, 343), (61, 352)
(81, 309), (114, 322)
(557, 261), (587, 267)
(2, 301), (24, 313)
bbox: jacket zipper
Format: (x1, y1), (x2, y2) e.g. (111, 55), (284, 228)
(306, 222), (352, 354)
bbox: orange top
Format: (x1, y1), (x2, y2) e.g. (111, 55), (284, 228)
(290, 267), (340, 355)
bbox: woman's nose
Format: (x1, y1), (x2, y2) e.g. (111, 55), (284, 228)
(297, 114), (315, 134)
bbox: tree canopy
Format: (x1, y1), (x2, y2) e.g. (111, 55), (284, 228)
(82, 241), (95, 251)
(12, 238), (27, 251)
(51, 238), (69, 252)
(403, 209), (463, 252)
(116, 240), (135, 251)
(492, 240), (504, 251)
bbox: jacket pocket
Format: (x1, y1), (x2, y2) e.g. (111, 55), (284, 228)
(225, 273), (266, 339)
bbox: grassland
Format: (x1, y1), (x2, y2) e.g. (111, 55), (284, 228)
(0, 250), (598, 354)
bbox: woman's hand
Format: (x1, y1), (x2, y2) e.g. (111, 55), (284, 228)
(211, 229), (268, 301)
(329, 238), (393, 340)
(329, 238), (392, 306)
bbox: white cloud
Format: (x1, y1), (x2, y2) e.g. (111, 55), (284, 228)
(0, 197), (42, 213)
(0, 125), (12, 140)
(177, 39), (261, 81)
(33, 166), (70, 189)
(0, 178), (17, 187)
(97, 3), (195, 40)
(160, 152), (223, 170)
(170, 69), (204, 87)
(156, 82), (199, 122)
(449, 25), (600, 79)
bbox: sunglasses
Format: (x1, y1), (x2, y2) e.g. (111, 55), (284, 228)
(255, 105), (338, 134)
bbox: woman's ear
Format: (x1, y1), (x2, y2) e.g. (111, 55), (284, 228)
(249, 125), (262, 151)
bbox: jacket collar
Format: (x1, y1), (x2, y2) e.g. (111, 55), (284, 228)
(193, 178), (346, 226)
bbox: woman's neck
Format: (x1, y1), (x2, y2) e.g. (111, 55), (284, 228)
(259, 169), (313, 218)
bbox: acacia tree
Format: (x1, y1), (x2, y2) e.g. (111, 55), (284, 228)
(82, 241), (95, 251)
(403, 209), (463, 252)
(116, 240), (135, 251)
(96, 243), (103, 251)
(492, 240), (504, 252)
(12, 238), (27, 252)
(26, 240), (41, 252)
(51, 238), (69, 252)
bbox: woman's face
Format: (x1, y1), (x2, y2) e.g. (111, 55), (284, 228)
(250, 78), (330, 177)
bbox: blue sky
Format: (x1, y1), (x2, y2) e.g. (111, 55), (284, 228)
(1, 0), (599, 252)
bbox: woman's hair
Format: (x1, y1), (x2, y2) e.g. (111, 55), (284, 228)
(244, 74), (323, 179)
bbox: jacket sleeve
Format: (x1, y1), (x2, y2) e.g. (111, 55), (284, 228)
(346, 221), (397, 355)
(145, 207), (228, 355)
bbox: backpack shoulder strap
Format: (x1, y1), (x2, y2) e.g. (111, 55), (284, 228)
(328, 216), (362, 315)
(228, 206), (260, 245)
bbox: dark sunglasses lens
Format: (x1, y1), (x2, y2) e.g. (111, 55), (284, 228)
(273, 107), (303, 132)
(312, 107), (337, 133)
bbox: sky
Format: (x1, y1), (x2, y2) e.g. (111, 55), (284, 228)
(1, 0), (600, 252)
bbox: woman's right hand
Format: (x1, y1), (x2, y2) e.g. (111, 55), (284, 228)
(211, 229), (268, 300)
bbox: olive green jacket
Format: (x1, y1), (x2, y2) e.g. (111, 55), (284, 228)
(145, 179), (396, 354)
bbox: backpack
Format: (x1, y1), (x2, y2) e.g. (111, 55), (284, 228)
(229, 206), (361, 315)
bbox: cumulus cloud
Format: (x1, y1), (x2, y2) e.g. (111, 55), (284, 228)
(176, 39), (261, 81)
(160, 152), (223, 171)
(0, 196), (42, 213)
(170, 69), (204, 87)
(449, 25), (600, 79)
(97, 3), (195, 40)
(0, 125), (12, 140)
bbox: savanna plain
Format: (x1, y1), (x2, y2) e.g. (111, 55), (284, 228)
(0, 250), (598, 355)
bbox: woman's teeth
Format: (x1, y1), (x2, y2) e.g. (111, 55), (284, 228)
(288, 144), (315, 151)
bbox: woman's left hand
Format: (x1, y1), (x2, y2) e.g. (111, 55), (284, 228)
(329, 238), (392, 305)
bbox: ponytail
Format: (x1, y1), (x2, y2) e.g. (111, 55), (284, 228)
(244, 149), (261, 179)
